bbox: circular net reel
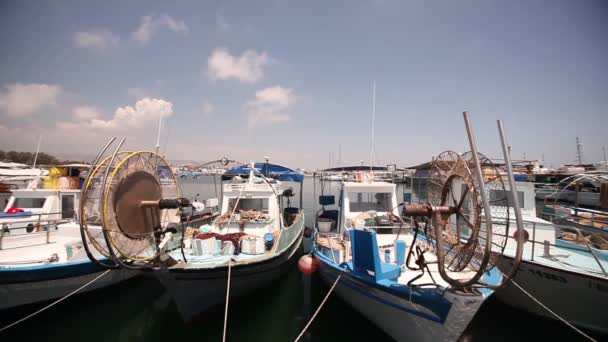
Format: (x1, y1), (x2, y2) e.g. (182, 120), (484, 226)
(461, 151), (510, 272)
(83, 150), (181, 262)
(427, 151), (511, 287)
(81, 151), (131, 258)
(428, 151), (482, 272)
(105, 151), (180, 261)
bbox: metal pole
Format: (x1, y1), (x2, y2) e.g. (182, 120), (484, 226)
(463, 112), (493, 273)
(497, 119), (526, 281)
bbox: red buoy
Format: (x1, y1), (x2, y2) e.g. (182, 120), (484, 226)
(298, 254), (318, 274)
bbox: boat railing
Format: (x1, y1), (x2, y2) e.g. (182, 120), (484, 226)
(0, 211), (75, 250)
(503, 214), (608, 277)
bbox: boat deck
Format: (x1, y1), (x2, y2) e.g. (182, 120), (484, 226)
(0, 223), (94, 267)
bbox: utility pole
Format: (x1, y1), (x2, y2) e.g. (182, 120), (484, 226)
(576, 137), (584, 165)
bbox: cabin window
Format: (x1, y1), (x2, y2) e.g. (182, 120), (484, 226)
(61, 194), (75, 219)
(13, 198), (46, 209)
(348, 192), (392, 212)
(228, 198), (269, 212)
(489, 190), (525, 208)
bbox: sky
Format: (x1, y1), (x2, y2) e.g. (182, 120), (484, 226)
(0, 0), (606, 169)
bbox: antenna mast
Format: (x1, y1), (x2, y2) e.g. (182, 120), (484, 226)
(370, 81), (376, 175)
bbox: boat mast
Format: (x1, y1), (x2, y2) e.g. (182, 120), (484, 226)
(32, 135), (42, 170)
(370, 81), (376, 177)
(155, 113), (163, 154)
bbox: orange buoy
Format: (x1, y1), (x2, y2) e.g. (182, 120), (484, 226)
(298, 254), (318, 274)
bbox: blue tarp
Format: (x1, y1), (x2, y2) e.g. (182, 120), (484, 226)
(224, 163), (304, 182)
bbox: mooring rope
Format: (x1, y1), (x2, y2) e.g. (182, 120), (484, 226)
(0, 269), (112, 333)
(510, 279), (597, 342)
(222, 260), (232, 342)
(293, 274), (342, 342)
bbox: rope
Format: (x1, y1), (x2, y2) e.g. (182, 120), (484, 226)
(293, 274), (342, 342)
(510, 279), (598, 342)
(222, 260), (232, 342)
(0, 269), (112, 333)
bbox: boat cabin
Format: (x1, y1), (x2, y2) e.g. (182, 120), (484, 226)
(0, 164), (89, 234)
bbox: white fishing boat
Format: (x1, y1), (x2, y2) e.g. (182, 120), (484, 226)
(495, 180), (608, 333)
(78, 147), (305, 320)
(310, 114), (526, 342)
(0, 164), (136, 311)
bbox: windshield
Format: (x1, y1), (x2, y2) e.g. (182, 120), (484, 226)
(13, 197), (46, 209)
(348, 192), (392, 212)
(228, 198), (269, 212)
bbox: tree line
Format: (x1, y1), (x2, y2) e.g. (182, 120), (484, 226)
(0, 150), (82, 166)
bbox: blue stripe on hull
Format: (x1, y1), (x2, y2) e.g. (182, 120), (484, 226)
(0, 260), (103, 284)
(313, 250), (452, 323)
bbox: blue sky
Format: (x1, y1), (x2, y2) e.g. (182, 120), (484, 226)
(0, 0), (606, 168)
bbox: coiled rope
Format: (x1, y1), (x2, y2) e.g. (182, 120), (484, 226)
(0, 269), (111, 333)
(510, 279), (597, 342)
(293, 274), (342, 342)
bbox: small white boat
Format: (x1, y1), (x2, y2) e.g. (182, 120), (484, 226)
(156, 162), (305, 318)
(0, 165), (137, 311)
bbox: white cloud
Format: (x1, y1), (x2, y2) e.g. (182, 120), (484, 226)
(202, 100), (215, 117)
(74, 30), (119, 50)
(60, 98), (173, 131)
(0, 83), (62, 117)
(246, 86), (297, 126)
(216, 14), (230, 32)
(207, 48), (269, 83)
(72, 106), (101, 121)
(132, 14), (188, 44)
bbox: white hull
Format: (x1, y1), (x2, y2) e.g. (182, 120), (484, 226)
(496, 256), (608, 333)
(317, 263), (487, 342)
(157, 237), (303, 319)
(0, 268), (137, 311)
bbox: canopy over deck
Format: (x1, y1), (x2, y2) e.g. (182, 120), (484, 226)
(223, 163), (304, 182)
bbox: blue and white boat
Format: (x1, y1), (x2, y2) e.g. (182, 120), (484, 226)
(311, 174), (508, 341)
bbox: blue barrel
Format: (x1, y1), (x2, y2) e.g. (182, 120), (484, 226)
(264, 233), (275, 250)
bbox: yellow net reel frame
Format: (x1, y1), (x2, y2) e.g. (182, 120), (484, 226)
(81, 151), (132, 258)
(101, 150), (181, 262)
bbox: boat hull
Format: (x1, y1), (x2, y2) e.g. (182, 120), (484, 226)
(156, 235), (303, 320)
(496, 255), (608, 333)
(316, 261), (487, 342)
(0, 264), (137, 311)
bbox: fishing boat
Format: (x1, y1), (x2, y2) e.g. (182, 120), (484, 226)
(309, 114), (526, 341)
(495, 180), (608, 333)
(79, 146), (305, 319)
(0, 164), (136, 310)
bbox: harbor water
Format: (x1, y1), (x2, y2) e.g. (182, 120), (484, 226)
(0, 176), (602, 341)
